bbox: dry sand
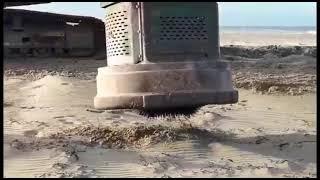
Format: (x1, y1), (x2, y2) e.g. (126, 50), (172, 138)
(220, 31), (316, 46)
(3, 33), (316, 178)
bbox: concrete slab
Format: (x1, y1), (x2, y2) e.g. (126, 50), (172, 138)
(94, 61), (238, 110)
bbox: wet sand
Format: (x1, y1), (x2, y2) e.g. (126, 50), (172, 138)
(3, 37), (317, 177)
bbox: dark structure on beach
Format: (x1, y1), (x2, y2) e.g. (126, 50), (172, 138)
(3, 8), (106, 59)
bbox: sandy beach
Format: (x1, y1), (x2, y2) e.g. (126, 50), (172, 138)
(3, 31), (316, 178)
(220, 31), (316, 47)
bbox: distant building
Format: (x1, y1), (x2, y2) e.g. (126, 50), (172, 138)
(3, 8), (106, 59)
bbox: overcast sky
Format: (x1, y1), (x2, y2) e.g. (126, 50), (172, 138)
(6, 2), (317, 26)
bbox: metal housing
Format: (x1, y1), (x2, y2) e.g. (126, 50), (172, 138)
(103, 2), (220, 65)
(95, 2), (238, 110)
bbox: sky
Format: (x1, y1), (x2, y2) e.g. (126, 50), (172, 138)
(6, 2), (317, 26)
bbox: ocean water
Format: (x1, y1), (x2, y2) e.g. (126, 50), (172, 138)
(220, 26), (316, 34)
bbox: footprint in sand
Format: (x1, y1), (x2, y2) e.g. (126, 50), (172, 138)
(23, 129), (39, 137)
(32, 85), (43, 89)
(57, 119), (74, 125)
(53, 115), (76, 125)
(109, 114), (121, 119)
(4, 102), (13, 107)
(9, 118), (21, 125)
(54, 114), (75, 118)
(20, 106), (35, 109)
(35, 121), (49, 127)
(105, 114), (121, 120)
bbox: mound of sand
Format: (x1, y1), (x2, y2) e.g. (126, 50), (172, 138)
(233, 72), (316, 95)
(20, 75), (74, 107)
(219, 46), (317, 95)
(50, 124), (233, 149)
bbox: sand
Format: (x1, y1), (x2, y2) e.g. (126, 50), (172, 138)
(220, 31), (316, 46)
(3, 33), (316, 178)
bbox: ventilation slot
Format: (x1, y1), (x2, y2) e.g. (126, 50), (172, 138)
(159, 16), (208, 41)
(105, 11), (130, 57)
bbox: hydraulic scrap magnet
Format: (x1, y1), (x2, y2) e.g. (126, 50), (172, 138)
(94, 2), (238, 110)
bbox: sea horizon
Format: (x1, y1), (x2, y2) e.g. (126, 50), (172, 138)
(220, 26), (316, 34)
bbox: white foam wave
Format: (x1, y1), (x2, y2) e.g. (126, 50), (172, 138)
(306, 31), (316, 35)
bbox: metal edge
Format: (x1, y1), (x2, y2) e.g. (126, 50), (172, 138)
(100, 2), (118, 8)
